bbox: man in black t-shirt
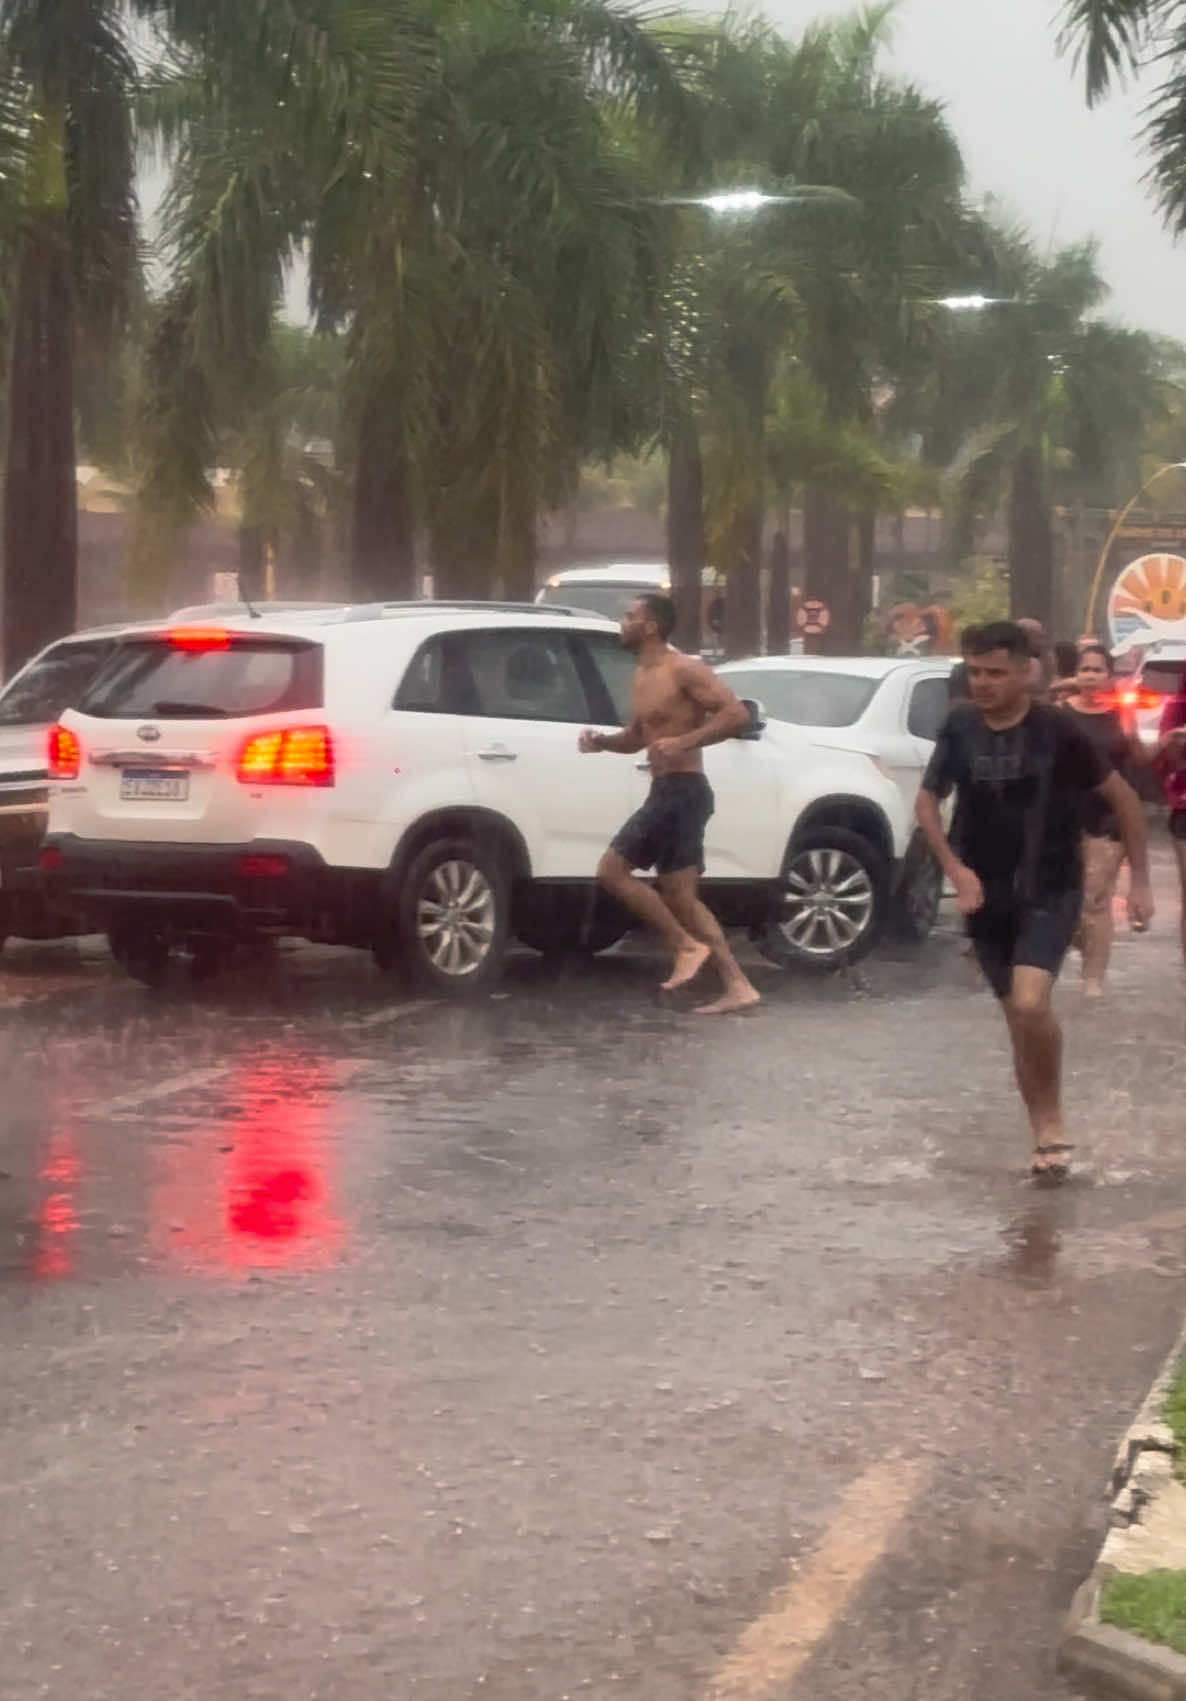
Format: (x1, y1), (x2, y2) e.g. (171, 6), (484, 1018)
(916, 621), (1153, 1183)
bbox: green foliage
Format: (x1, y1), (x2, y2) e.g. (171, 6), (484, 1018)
(1100, 1570), (1186, 1656)
(948, 557), (1010, 629)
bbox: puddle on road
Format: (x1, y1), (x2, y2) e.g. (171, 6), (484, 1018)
(0, 1053), (353, 1287)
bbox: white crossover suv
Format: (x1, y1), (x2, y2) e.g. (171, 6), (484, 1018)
(41, 604), (918, 990)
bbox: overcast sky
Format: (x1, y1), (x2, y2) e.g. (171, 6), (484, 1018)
(684, 0), (1186, 339)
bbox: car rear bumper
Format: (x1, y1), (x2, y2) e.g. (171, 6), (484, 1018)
(40, 834), (375, 937)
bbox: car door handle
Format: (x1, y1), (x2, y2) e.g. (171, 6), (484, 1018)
(635, 760), (651, 771)
(476, 746), (518, 763)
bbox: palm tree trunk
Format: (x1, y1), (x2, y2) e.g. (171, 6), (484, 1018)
(349, 390), (416, 600)
(2, 233), (77, 673)
(851, 507), (877, 644)
(803, 487), (849, 653)
(766, 530), (791, 654)
(238, 521), (267, 603)
(498, 480), (537, 603)
(667, 418), (705, 655)
(1008, 445), (1054, 627)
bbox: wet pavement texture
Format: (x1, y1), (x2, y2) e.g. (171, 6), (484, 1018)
(1, 858), (1185, 1700)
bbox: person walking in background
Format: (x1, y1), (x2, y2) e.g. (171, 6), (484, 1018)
(915, 622), (1153, 1183)
(947, 624), (982, 705)
(1051, 639), (1081, 702)
(1062, 644), (1145, 996)
(1017, 618), (1052, 702)
(1156, 662), (1186, 970)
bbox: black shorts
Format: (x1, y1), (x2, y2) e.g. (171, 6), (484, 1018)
(610, 774), (715, 876)
(1170, 811), (1186, 842)
(967, 889), (1081, 1000)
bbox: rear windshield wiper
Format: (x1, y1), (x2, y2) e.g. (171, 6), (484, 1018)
(148, 701), (231, 718)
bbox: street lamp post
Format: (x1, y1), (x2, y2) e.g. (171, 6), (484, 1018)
(1083, 462), (1186, 638)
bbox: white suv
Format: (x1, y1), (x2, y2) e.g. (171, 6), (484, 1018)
(41, 604), (917, 989)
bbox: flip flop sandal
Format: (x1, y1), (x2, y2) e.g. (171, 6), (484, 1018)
(1031, 1142), (1074, 1185)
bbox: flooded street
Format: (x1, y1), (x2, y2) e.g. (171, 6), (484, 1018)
(3, 863), (1185, 1701)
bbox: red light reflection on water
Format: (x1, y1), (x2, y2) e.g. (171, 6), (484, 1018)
(155, 1056), (344, 1274)
(31, 1133), (82, 1282)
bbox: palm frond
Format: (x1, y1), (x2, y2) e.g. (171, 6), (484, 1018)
(1058, 0), (1167, 103)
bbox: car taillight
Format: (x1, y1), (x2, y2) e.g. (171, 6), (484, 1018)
(168, 626), (230, 652)
(1116, 687), (1163, 714)
(48, 724), (80, 779)
(39, 845), (65, 873)
(237, 726), (334, 787)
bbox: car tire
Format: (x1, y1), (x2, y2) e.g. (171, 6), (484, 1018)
(108, 922), (172, 988)
(889, 831), (943, 943)
(394, 837), (510, 995)
(187, 938), (230, 983)
(758, 825), (888, 972)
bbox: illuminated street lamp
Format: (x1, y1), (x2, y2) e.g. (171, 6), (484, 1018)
(654, 186), (853, 215)
(931, 294), (1021, 310)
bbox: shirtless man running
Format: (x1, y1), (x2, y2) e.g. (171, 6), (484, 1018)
(579, 593), (761, 1015)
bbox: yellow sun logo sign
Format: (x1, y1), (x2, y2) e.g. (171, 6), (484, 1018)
(1109, 553), (1186, 637)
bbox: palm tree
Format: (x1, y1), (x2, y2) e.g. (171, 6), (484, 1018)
(935, 236), (1168, 626)
(136, 0), (696, 605)
(654, 7), (970, 655)
(1061, 0), (1186, 232)
(0, 0), (138, 671)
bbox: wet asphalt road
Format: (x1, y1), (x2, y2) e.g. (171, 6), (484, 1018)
(2, 858), (1185, 1701)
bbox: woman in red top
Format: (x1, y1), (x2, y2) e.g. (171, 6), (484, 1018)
(1062, 645), (1144, 995)
(1157, 663), (1186, 968)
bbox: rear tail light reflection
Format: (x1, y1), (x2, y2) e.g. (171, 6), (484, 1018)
(237, 726), (334, 787)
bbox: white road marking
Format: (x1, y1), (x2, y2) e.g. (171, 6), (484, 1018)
(703, 1454), (923, 1701)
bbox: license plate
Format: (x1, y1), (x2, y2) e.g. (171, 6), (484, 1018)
(120, 770), (189, 802)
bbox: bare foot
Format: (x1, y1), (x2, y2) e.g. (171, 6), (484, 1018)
(694, 984), (762, 1016)
(1083, 979), (1103, 999)
(661, 941), (710, 991)
(1030, 1129), (1073, 1183)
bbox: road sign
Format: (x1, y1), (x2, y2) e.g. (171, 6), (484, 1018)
(794, 598), (831, 638)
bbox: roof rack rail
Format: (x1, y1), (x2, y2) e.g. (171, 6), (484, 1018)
(341, 600), (596, 622)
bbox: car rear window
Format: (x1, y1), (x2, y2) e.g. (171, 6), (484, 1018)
(78, 637), (323, 720)
(0, 639), (114, 726)
(720, 669), (879, 728)
(537, 583), (656, 621)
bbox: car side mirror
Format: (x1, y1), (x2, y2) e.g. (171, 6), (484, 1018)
(739, 698), (766, 741)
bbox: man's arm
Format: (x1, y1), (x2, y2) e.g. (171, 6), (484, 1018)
(915, 787), (984, 915)
(579, 717), (645, 755)
(1098, 770), (1154, 926)
(662, 657), (750, 753)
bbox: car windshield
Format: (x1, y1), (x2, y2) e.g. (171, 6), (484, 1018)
(721, 668), (879, 728)
(0, 639), (113, 726)
(79, 638), (323, 719)
(536, 583), (656, 621)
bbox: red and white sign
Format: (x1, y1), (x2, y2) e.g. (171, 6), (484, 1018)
(794, 598), (831, 637)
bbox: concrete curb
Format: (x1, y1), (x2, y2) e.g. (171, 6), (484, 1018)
(1059, 1324), (1186, 1699)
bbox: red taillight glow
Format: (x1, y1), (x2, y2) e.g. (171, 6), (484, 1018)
(39, 845), (65, 873)
(1115, 687), (1164, 714)
(237, 726), (334, 787)
(167, 626), (230, 652)
(48, 724), (80, 779)
(238, 854), (291, 879)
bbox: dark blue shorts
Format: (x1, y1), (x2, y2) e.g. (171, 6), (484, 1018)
(967, 889), (1082, 1000)
(610, 774), (714, 875)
